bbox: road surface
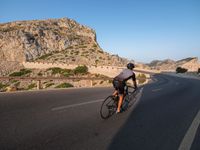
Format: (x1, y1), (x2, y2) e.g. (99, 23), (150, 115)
(0, 74), (200, 150)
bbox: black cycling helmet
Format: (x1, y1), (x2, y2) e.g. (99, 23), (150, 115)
(127, 63), (135, 70)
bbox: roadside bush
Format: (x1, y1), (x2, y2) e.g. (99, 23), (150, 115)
(45, 83), (55, 88)
(9, 69), (32, 77)
(48, 67), (63, 74)
(137, 74), (147, 84)
(47, 67), (72, 75)
(74, 65), (88, 75)
(176, 67), (188, 73)
(27, 83), (36, 90)
(198, 68), (200, 74)
(55, 83), (74, 88)
(14, 82), (20, 87)
(37, 72), (43, 76)
(0, 83), (5, 89)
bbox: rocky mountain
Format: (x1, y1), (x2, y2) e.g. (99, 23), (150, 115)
(148, 57), (200, 72)
(0, 18), (129, 75)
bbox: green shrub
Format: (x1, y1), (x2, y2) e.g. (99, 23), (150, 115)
(38, 53), (53, 60)
(137, 74), (147, 84)
(48, 67), (63, 74)
(27, 83), (36, 90)
(55, 83), (73, 88)
(0, 83), (5, 89)
(93, 44), (97, 47)
(67, 46), (73, 49)
(37, 72), (43, 76)
(9, 69), (32, 77)
(14, 82), (20, 87)
(176, 67), (188, 73)
(79, 45), (87, 48)
(11, 80), (18, 83)
(45, 83), (55, 88)
(100, 81), (104, 84)
(74, 65), (88, 75)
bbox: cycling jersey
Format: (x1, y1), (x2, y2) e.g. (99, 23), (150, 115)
(113, 69), (136, 94)
(114, 69), (136, 82)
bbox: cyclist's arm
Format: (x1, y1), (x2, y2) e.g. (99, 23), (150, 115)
(132, 74), (137, 90)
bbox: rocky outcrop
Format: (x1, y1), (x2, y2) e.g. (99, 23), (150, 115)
(0, 18), (97, 62)
(0, 61), (23, 76)
(148, 57), (200, 72)
(0, 18), (130, 75)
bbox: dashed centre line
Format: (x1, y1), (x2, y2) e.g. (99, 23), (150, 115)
(51, 99), (104, 111)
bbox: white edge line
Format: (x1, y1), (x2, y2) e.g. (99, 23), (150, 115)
(51, 99), (104, 111)
(178, 110), (200, 150)
(152, 88), (162, 92)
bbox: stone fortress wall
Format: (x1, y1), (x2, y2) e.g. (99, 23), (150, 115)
(22, 62), (123, 77)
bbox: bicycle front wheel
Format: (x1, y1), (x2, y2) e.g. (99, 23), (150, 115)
(100, 96), (117, 119)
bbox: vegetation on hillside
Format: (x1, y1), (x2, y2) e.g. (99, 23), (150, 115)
(9, 69), (32, 77)
(74, 65), (88, 75)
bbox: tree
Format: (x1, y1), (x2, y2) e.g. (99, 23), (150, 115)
(176, 67), (188, 73)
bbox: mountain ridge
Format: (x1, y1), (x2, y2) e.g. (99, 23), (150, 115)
(148, 57), (200, 71)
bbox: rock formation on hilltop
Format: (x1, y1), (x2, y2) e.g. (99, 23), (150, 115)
(148, 57), (200, 72)
(0, 18), (97, 62)
(0, 18), (130, 75)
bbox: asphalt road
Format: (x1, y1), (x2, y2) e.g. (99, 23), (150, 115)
(0, 74), (200, 150)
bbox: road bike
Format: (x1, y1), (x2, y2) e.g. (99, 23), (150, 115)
(100, 86), (137, 119)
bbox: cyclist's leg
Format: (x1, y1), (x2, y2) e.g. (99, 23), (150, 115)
(117, 94), (123, 113)
(112, 79), (119, 97)
(116, 82), (125, 113)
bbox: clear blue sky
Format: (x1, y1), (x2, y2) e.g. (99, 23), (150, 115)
(1, 0), (200, 63)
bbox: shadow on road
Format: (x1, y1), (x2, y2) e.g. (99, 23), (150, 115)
(107, 75), (200, 150)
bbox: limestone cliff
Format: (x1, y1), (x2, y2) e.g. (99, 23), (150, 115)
(0, 18), (97, 62)
(0, 18), (129, 75)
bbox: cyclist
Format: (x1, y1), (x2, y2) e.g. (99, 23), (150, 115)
(112, 63), (137, 113)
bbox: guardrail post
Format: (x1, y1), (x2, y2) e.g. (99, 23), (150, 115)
(37, 80), (41, 90)
(90, 80), (93, 87)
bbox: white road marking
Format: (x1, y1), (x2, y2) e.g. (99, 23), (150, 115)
(51, 88), (144, 112)
(51, 99), (104, 111)
(152, 88), (162, 92)
(178, 110), (200, 150)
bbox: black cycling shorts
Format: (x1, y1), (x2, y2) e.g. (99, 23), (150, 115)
(112, 79), (126, 94)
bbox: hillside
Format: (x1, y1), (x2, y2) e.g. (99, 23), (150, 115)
(0, 18), (129, 75)
(148, 57), (200, 72)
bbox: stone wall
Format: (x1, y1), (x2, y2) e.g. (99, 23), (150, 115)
(22, 62), (122, 77)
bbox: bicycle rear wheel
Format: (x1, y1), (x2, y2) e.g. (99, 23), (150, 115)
(100, 96), (118, 119)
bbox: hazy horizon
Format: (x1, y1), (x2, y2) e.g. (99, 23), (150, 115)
(1, 0), (200, 63)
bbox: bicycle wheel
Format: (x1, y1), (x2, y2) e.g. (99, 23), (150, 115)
(127, 92), (137, 108)
(100, 96), (118, 119)
(121, 95), (129, 111)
